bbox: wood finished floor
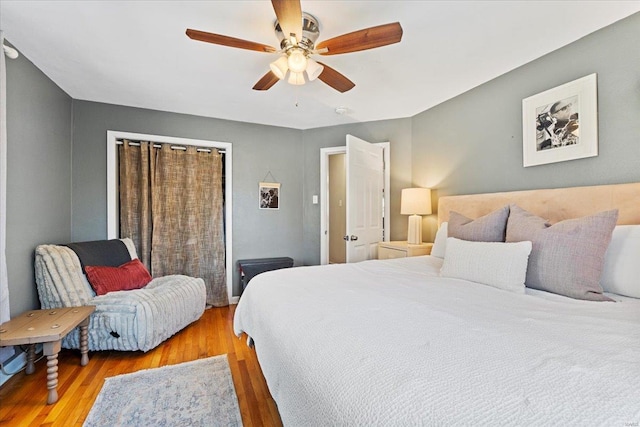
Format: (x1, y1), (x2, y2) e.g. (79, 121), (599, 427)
(0, 305), (283, 427)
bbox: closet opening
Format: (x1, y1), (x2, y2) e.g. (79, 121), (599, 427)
(106, 131), (235, 304)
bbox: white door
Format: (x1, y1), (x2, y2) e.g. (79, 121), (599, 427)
(345, 135), (384, 263)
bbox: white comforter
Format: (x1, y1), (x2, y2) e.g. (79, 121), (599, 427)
(233, 256), (640, 426)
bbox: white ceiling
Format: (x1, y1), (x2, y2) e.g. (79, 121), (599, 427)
(2, 1), (639, 130)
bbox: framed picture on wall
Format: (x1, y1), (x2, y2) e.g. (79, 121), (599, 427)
(259, 182), (280, 210)
(522, 73), (598, 167)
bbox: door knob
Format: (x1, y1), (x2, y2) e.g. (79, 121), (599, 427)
(350, 235), (358, 241)
(343, 235), (350, 241)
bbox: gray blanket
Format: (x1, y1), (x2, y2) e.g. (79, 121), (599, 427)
(65, 239), (131, 270)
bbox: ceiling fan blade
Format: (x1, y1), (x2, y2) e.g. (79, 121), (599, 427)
(316, 22), (403, 55)
(271, 0), (303, 43)
(186, 29), (277, 53)
(253, 71), (280, 91)
(317, 62), (355, 93)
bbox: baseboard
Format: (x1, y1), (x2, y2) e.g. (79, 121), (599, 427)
(0, 345), (42, 387)
(230, 296), (239, 305)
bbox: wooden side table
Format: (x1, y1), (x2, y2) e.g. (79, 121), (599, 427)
(378, 241), (433, 259)
(0, 306), (95, 404)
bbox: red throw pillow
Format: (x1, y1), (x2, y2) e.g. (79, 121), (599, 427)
(85, 258), (152, 296)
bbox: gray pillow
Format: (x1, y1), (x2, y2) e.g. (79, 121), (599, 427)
(506, 204), (618, 301)
(448, 205), (510, 242)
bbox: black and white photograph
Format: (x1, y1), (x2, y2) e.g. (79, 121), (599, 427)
(259, 182), (280, 210)
(535, 95), (579, 151)
(522, 74), (598, 167)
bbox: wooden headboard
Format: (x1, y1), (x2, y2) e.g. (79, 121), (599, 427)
(437, 182), (640, 226)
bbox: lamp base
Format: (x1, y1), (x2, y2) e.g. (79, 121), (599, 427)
(407, 215), (422, 245)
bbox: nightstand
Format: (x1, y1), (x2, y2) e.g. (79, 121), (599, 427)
(377, 241), (433, 259)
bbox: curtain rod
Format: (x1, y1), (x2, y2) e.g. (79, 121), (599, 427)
(116, 139), (225, 154)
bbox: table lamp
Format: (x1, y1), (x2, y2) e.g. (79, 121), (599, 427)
(401, 188), (432, 244)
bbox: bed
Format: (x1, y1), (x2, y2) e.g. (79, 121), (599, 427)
(234, 182), (640, 426)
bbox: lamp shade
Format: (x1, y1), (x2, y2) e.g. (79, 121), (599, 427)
(287, 48), (308, 73)
(269, 55), (289, 80)
(288, 71), (305, 85)
(305, 58), (324, 81)
(401, 188), (432, 215)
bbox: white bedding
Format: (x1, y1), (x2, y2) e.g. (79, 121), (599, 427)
(233, 256), (640, 426)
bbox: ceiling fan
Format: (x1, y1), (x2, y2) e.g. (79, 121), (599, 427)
(186, 0), (403, 93)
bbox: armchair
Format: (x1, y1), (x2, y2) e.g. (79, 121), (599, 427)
(34, 238), (206, 352)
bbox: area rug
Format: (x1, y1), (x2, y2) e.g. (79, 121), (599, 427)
(83, 355), (243, 426)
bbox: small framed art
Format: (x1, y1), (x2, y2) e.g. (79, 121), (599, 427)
(259, 182), (280, 210)
(522, 73), (598, 167)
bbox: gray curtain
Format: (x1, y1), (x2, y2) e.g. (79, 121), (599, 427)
(119, 140), (227, 306)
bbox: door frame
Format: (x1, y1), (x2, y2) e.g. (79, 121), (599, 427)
(106, 130), (235, 303)
(320, 141), (390, 265)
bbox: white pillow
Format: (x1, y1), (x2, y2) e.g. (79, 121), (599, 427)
(600, 225), (640, 298)
(440, 237), (532, 293)
(431, 222), (448, 258)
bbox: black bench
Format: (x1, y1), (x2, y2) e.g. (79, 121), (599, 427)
(237, 257), (294, 294)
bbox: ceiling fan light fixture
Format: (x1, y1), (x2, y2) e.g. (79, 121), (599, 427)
(269, 55), (289, 80)
(187, 6), (403, 93)
(305, 58), (324, 81)
(287, 48), (307, 74)
(288, 71), (305, 86)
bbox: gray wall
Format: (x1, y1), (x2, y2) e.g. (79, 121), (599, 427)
(301, 118), (413, 266)
(5, 45), (72, 317)
(71, 105), (413, 273)
(71, 101), (304, 296)
(412, 12), (640, 241)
